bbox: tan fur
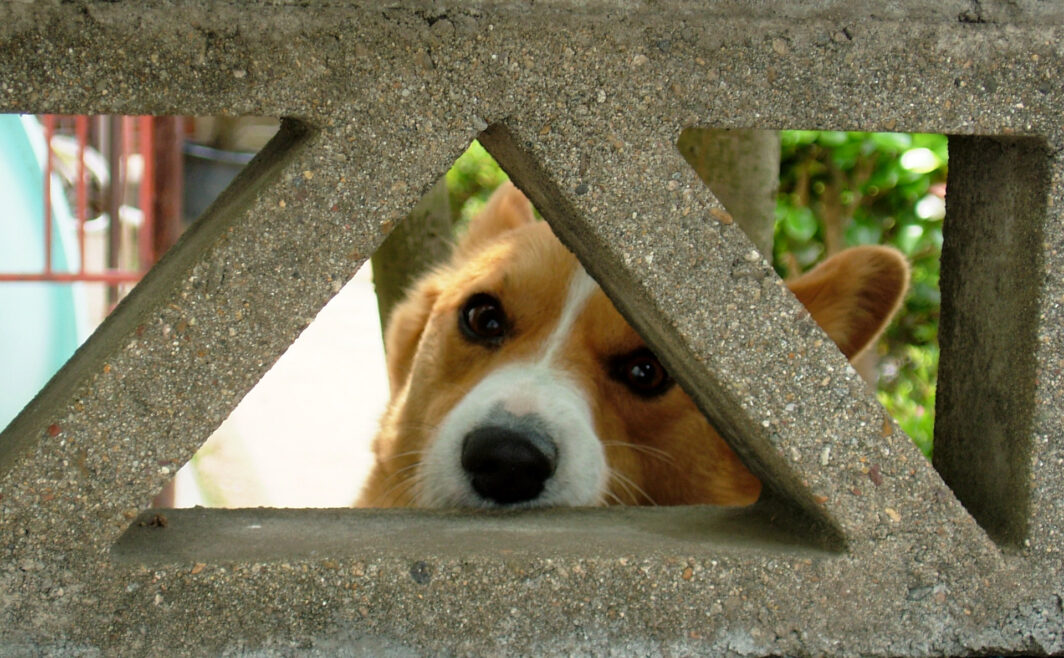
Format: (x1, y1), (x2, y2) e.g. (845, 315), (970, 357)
(358, 182), (909, 508)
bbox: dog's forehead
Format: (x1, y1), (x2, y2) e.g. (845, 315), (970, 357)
(453, 222), (578, 298)
(505, 221), (577, 274)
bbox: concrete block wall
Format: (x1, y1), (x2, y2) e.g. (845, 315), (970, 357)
(0, 1), (1062, 654)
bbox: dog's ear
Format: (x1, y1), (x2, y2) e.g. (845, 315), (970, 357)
(383, 276), (440, 396)
(458, 181), (535, 253)
(787, 246), (909, 360)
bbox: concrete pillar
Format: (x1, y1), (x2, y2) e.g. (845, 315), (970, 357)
(935, 136), (1049, 547)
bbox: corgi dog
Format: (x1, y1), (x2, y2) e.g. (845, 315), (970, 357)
(358, 182), (909, 508)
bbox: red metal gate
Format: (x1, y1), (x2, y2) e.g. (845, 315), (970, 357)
(0, 115), (182, 297)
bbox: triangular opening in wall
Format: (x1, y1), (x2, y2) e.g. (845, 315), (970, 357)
(154, 141), (512, 508)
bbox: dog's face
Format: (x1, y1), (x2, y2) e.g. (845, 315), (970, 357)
(358, 183), (909, 509)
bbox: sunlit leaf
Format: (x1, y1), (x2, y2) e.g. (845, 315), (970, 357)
(782, 205), (818, 241)
(900, 147), (941, 173)
(916, 194), (946, 220)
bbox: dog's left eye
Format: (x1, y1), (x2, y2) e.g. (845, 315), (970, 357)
(459, 293), (509, 346)
(610, 348), (674, 398)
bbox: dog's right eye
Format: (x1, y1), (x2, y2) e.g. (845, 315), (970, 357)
(609, 348), (675, 398)
(459, 293), (509, 346)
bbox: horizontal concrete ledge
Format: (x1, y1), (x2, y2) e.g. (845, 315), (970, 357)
(113, 504), (835, 566)
(6, 1), (1064, 27)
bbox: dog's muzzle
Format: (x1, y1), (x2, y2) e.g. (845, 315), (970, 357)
(460, 416), (558, 505)
(421, 364), (605, 508)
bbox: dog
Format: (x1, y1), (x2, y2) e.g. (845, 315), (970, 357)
(357, 182), (909, 508)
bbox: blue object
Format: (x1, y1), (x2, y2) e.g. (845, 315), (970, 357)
(183, 141), (255, 222)
(0, 115), (85, 431)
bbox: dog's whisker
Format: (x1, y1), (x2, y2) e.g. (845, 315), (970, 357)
(387, 461), (424, 482)
(376, 449), (426, 467)
(601, 441), (677, 467)
(368, 459), (422, 494)
(394, 475), (424, 507)
(609, 469), (657, 506)
(408, 472), (427, 506)
(367, 460), (424, 507)
(370, 473), (419, 507)
(391, 421), (443, 435)
(605, 469), (637, 505)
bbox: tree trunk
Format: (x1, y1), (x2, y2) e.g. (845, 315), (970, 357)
(677, 127), (779, 257)
(371, 177), (453, 335)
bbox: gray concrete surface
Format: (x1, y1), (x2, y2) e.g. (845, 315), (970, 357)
(1, 1), (1063, 655)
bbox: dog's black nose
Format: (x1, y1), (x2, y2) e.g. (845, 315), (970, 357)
(461, 426), (557, 505)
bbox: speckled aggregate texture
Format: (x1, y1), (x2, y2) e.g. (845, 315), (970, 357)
(0, 1), (1062, 655)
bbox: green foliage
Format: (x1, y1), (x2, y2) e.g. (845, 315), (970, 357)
(445, 141), (509, 228)
(776, 131), (946, 456)
(876, 344), (937, 457)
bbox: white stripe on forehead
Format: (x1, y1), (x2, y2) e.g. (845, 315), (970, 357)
(538, 266), (598, 365)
